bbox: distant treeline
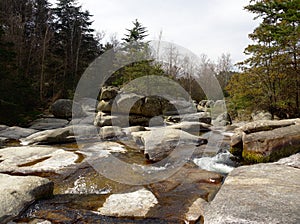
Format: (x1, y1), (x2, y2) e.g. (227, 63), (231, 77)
(1, 0), (298, 125)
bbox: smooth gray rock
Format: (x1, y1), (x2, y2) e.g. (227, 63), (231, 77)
(99, 126), (125, 139)
(0, 125), (8, 132)
(29, 118), (69, 130)
(20, 126), (75, 145)
(133, 128), (207, 161)
(0, 126), (38, 140)
(70, 113), (95, 126)
(98, 188), (158, 217)
(0, 174), (53, 223)
(274, 153), (300, 169)
(94, 112), (151, 127)
(251, 110), (272, 121)
(204, 164), (300, 224)
(50, 99), (85, 119)
(212, 112), (232, 126)
(0, 146), (79, 173)
(168, 121), (211, 133)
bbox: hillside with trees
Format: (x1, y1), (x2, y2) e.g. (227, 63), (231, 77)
(0, 0), (298, 125)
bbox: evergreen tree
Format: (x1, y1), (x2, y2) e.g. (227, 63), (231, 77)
(107, 19), (165, 88)
(227, 0), (300, 118)
(122, 19), (148, 43)
(51, 0), (102, 97)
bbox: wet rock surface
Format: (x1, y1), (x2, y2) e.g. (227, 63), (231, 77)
(1, 101), (300, 224)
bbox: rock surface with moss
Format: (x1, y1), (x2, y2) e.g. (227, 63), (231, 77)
(230, 119), (300, 163)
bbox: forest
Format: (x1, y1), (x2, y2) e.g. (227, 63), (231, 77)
(0, 0), (299, 125)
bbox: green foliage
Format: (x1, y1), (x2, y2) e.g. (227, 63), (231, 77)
(106, 19), (167, 88)
(0, 0), (104, 125)
(227, 0), (300, 119)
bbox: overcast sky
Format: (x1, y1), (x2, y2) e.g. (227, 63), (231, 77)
(52, 0), (260, 64)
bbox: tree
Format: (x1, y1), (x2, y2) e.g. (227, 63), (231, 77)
(227, 0), (300, 118)
(122, 19), (148, 43)
(51, 0), (102, 97)
(0, 0), (104, 125)
(107, 19), (165, 87)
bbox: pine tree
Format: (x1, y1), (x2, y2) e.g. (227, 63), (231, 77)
(227, 0), (300, 118)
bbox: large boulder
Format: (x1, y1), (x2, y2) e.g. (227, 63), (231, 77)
(103, 91), (196, 118)
(94, 112), (151, 127)
(230, 119), (300, 162)
(251, 110), (272, 121)
(212, 112), (232, 126)
(99, 86), (119, 101)
(204, 163), (300, 224)
(0, 174), (53, 223)
(113, 93), (143, 115)
(242, 124), (300, 163)
(167, 112), (211, 124)
(133, 128), (207, 161)
(50, 99), (85, 119)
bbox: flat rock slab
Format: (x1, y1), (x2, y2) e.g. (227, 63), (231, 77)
(29, 118), (69, 130)
(98, 188), (158, 217)
(0, 126), (38, 140)
(0, 174), (53, 223)
(204, 163), (300, 224)
(0, 146), (79, 174)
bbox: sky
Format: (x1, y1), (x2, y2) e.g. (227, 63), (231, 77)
(51, 0), (260, 64)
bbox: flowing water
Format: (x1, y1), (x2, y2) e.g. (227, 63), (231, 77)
(10, 130), (236, 223)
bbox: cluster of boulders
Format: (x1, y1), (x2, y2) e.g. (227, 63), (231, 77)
(230, 119), (300, 163)
(95, 86), (201, 127)
(1, 86), (300, 223)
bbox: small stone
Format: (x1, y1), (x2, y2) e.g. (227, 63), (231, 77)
(185, 198), (207, 223)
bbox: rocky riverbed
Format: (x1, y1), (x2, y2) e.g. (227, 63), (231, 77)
(0, 90), (299, 223)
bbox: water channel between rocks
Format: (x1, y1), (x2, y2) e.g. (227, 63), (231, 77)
(9, 134), (229, 224)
